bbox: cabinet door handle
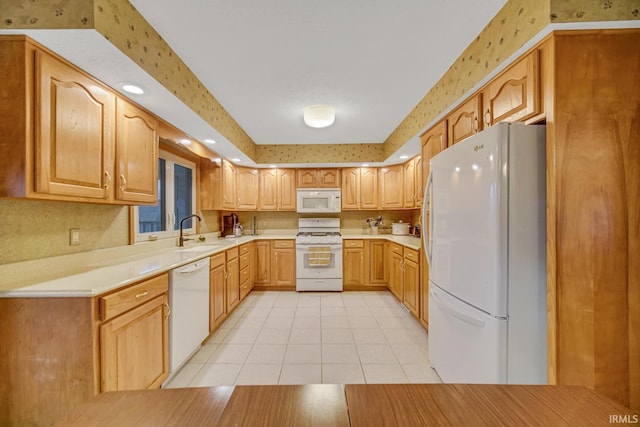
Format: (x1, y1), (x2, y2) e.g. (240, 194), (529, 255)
(473, 117), (479, 132)
(163, 302), (171, 319)
(135, 290), (149, 299)
(104, 171), (112, 190)
(119, 174), (127, 192)
(485, 108), (492, 126)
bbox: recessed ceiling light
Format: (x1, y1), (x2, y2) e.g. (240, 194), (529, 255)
(362, 163), (370, 167)
(269, 165), (277, 168)
(180, 139), (191, 145)
(204, 139), (216, 144)
(231, 158), (241, 162)
(303, 105), (335, 128)
(399, 155), (409, 160)
(122, 84), (144, 95)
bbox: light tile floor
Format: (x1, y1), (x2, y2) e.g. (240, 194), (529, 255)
(164, 290), (442, 387)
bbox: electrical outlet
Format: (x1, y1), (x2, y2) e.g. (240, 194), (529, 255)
(69, 228), (80, 246)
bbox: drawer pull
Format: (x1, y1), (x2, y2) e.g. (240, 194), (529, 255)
(135, 290), (149, 299)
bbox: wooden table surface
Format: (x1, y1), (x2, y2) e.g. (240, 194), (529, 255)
(55, 384), (639, 426)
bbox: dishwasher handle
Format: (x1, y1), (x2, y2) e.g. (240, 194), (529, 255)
(175, 260), (209, 275)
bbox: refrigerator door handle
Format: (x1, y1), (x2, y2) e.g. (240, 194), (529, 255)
(430, 289), (485, 327)
(422, 170), (434, 268)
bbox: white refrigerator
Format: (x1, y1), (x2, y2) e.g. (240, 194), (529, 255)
(422, 123), (547, 384)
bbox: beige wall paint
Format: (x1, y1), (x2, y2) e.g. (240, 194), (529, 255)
(0, 199), (129, 264)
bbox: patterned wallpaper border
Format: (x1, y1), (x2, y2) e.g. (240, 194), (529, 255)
(1, 0), (637, 164)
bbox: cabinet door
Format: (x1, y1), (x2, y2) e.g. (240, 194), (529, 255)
(403, 257), (420, 318)
(100, 294), (169, 391)
(360, 168), (379, 209)
(421, 121), (447, 185)
(447, 94), (481, 146)
(318, 169), (340, 188)
(254, 240), (272, 284)
(237, 167), (258, 210)
(415, 156), (423, 205)
(36, 51), (116, 200)
(368, 240), (386, 285)
(379, 165), (404, 209)
(341, 168), (360, 210)
(258, 169), (277, 210)
(226, 256), (240, 312)
(343, 240), (365, 286)
(483, 51), (540, 126)
(115, 98), (158, 203)
(403, 158), (416, 208)
(273, 241), (295, 286)
(297, 169), (317, 188)
(278, 169), (297, 211)
(209, 263), (226, 331)
(221, 160), (236, 210)
(389, 251), (403, 301)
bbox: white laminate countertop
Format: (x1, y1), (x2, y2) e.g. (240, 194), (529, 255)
(0, 230), (421, 298)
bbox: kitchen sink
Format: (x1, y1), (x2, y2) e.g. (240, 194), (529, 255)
(179, 244), (221, 253)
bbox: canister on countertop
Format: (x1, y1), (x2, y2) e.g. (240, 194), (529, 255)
(391, 221), (410, 235)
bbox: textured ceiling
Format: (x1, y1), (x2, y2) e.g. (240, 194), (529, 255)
(129, 0), (508, 146)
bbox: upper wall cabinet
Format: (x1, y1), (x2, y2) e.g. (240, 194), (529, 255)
(379, 165), (404, 209)
(297, 168), (340, 188)
(0, 36), (158, 205)
(482, 51), (540, 127)
(115, 98), (158, 204)
(236, 167), (259, 210)
(447, 94), (482, 146)
(403, 157), (416, 208)
(258, 168), (296, 211)
(341, 167), (378, 210)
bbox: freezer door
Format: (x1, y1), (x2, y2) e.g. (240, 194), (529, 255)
(429, 124), (508, 316)
(428, 283), (507, 384)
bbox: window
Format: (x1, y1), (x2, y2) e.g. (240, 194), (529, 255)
(134, 150), (196, 243)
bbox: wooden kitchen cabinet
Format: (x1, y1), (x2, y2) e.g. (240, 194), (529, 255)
(368, 240), (387, 285)
(221, 160), (237, 210)
(482, 50), (540, 127)
(388, 243), (404, 300)
(99, 274), (169, 392)
(254, 240), (272, 285)
(415, 156), (423, 205)
(341, 167), (378, 210)
(258, 168), (296, 211)
(272, 240), (296, 286)
(343, 240), (366, 286)
(226, 248), (240, 312)
(421, 121), (447, 183)
(447, 94), (482, 145)
(403, 158), (416, 208)
(379, 165), (404, 209)
(297, 168), (340, 188)
(209, 253), (226, 331)
(0, 36), (158, 205)
(236, 167), (259, 210)
(239, 243), (252, 300)
(115, 98), (158, 204)
(402, 248), (420, 317)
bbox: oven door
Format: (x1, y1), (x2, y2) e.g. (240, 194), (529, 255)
(296, 243), (343, 278)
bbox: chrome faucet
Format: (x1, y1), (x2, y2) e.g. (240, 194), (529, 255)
(179, 214), (202, 246)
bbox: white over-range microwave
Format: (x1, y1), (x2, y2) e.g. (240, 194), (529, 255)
(296, 189), (341, 213)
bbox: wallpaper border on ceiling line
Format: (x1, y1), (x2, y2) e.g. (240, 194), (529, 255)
(255, 143), (386, 164)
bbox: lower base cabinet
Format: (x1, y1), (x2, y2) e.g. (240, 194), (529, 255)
(209, 253), (226, 331)
(402, 248), (420, 317)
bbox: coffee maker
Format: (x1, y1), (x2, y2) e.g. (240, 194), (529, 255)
(222, 213), (239, 237)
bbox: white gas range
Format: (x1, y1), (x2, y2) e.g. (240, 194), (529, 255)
(295, 218), (343, 291)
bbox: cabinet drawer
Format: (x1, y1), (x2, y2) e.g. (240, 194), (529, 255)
(239, 253), (250, 269)
(210, 253), (225, 269)
(226, 247), (238, 260)
(404, 248), (420, 263)
(274, 240), (294, 249)
(99, 273), (168, 321)
(344, 239), (364, 248)
(389, 243), (404, 256)
(239, 243), (250, 256)
(240, 266), (250, 284)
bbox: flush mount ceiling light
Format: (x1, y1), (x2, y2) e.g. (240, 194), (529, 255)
(303, 105), (335, 128)
(121, 84), (145, 95)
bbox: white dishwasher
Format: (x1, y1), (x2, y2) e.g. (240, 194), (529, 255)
(169, 257), (210, 374)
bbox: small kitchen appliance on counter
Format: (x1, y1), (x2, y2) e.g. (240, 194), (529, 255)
(222, 213), (239, 237)
(391, 221), (410, 235)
